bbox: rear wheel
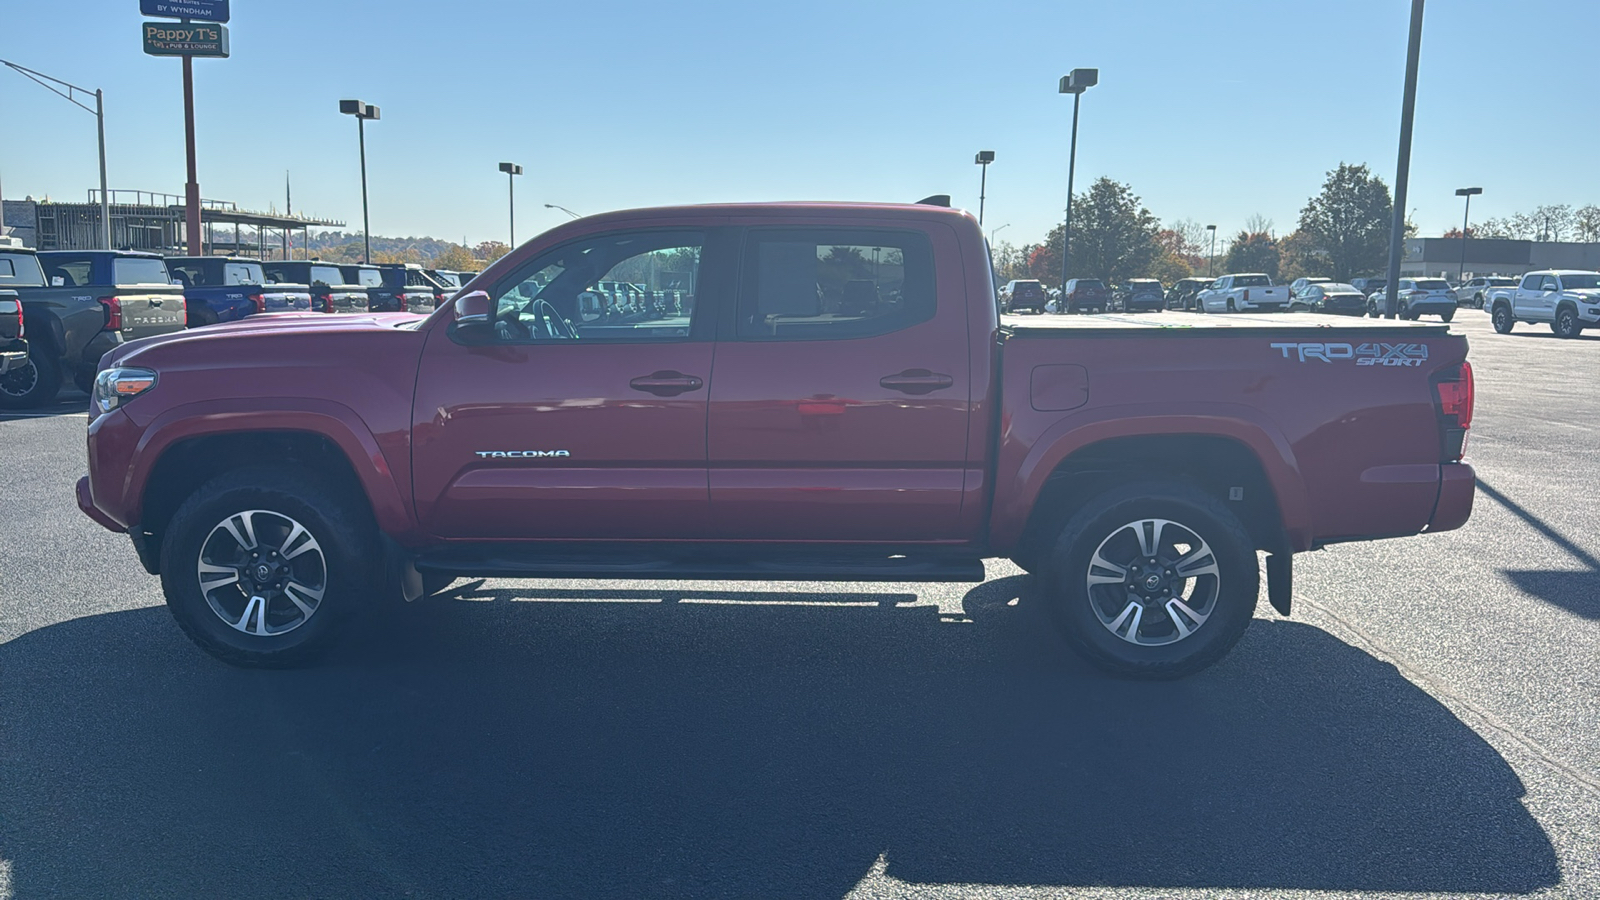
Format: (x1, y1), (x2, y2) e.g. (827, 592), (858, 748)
(1041, 480), (1258, 679)
(1440, 308), (1455, 323)
(1554, 307), (1582, 338)
(159, 466), (378, 667)
(1226, 299), (1237, 313)
(0, 344), (62, 409)
(1492, 304), (1515, 334)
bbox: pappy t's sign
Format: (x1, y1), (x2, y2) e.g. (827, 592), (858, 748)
(142, 20), (230, 57)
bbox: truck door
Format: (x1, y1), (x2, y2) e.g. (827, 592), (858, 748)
(1538, 273), (1562, 319)
(705, 224), (973, 541)
(411, 228), (725, 539)
(1515, 274), (1542, 319)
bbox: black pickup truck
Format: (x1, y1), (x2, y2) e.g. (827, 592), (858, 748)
(339, 263), (441, 313)
(0, 287), (26, 377)
(262, 261), (370, 314)
(0, 248), (186, 406)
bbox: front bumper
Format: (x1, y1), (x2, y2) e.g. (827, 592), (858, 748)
(1428, 463), (1475, 533)
(77, 475), (126, 533)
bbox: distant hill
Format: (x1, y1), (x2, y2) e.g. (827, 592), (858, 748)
(305, 232), (507, 269)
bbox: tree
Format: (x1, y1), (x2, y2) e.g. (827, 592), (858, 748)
(1276, 229), (1326, 283)
(430, 243), (477, 271)
(475, 241), (511, 264)
(1531, 204), (1575, 242)
(1035, 177), (1160, 285)
(1149, 250), (1192, 285)
(1441, 227), (1472, 239)
(1244, 213), (1275, 237)
(1296, 163), (1394, 281)
(1223, 231), (1280, 278)
(1577, 205), (1600, 243)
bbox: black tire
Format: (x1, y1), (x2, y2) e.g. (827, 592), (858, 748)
(1226, 299), (1237, 313)
(1440, 308), (1455, 323)
(1039, 480), (1258, 679)
(73, 368), (96, 395)
(1554, 307), (1582, 339)
(0, 344), (63, 409)
(159, 466), (379, 668)
(1492, 304), (1515, 334)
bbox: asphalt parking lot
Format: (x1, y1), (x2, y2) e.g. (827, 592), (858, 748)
(2, 307), (1597, 899)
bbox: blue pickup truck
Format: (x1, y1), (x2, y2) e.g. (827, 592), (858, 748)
(339, 263), (441, 313)
(166, 257), (312, 327)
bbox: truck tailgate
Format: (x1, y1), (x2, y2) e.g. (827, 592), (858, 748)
(114, 286), (188, 340)
(262, 283), (313, 313)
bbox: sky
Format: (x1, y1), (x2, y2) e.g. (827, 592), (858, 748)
(2, 0), (1596, 250)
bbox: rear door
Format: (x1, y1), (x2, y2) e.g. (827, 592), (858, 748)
(412, 226), (726, 539)
(109, 256), (186, 339)
(705, 222), (973, 542)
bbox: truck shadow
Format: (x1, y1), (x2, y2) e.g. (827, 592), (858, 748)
(0, 581), (1558, 898)
(1479, 479), (1600, 620)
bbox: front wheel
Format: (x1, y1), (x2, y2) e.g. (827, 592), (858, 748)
(1492, 305), (1515, 334)
(1042, 480), (1258, 679)
(1554, 307), (1583, 339)
(0, 345), (62, 409)
(159, 466), (379, 667)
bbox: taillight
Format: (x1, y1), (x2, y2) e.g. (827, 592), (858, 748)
(248, 292), (266, 314)
(1434, 361), (1474, 461)
(317, 291), (334, 313)
(98, 296), (122, 331)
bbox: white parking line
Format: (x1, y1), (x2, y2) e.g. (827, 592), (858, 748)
(0, 412), (87, 419)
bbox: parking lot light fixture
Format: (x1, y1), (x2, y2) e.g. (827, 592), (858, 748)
(338, 99), (380, 263)
(1455, 187), (1482, 282)
(545, 204), (581, 220)
(974, 151), (995, 226)
(2, 59), (110, 249)
(499, 162), (523, 247)
(1056, 69), (1098, 302)
(1206, 224), (1217, 276)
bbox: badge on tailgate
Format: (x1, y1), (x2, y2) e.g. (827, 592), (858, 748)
(1271, 342), (1429, 366)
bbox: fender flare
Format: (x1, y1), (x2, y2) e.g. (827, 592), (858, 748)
(992, 402), (1314, 552)
(125, 396), (415, 538)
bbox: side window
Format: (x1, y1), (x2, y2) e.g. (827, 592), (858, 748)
(170, 264), (203, 287)
(1540, 275), (1560, 291)
(1520, 274), (1542, 291)
(735, 228), (936, 341)
(490, 230), (702, 343)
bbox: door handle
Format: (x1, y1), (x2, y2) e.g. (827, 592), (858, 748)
(629, 371), (704, 397)
(879, 369), (954, 395)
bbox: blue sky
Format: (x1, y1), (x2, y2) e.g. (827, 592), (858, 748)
(2, 0), (1595, 249)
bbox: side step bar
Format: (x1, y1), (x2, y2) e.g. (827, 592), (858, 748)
(413, 548), (987, 583)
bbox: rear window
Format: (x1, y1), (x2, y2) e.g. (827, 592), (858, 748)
(1414, 279), (1451, 290)
(225, 263), (264, 286)
(113, 257), (171, 285)
(1233, 275), (1271, 287)
(1129, 281), (1161, 291)
(1488, 277), (1517, 286)
(44, 259), (93, 287)
(1076, 280), (1106, 290)
(348, 268), (382, 288)
(0, 253), (46, 287)
(1323, 283), (1359, 292)
(310, 265), (343, 286)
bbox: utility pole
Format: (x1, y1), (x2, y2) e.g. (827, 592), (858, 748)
(1383, 0), (1426, 319)
(1455, 187), (1481, 282)
(1056, 69), (1098, 303)
(974, 151), (994, 226)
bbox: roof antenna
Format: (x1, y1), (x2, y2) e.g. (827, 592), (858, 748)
(916, 194), (951, 207)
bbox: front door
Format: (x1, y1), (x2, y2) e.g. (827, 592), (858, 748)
(413, 228), (722, 539)
(705, 224), (974, 542)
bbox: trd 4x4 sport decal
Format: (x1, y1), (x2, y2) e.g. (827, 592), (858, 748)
(1270, 342), (1429, 367)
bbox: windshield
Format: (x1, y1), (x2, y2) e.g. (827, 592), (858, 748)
(1560, 274), (1600, 290)
(1414, 280), (1451, 291)
(113, 257), (171, 285)
(1233, 275), (1271, 287)
(0, 253), (46, 287)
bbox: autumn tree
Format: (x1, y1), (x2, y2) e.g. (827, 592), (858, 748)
(1276, 229), (1326, 282)
(1296, 163), (1394, 281)
(1223, 231), (1280, 278)
(475, 241), (511, 264)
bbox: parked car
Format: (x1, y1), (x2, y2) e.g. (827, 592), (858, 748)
(0, 288), (27, 376)
(167, 257), (311, 327)
(999, 279), (1049, 313)
(1349, 277), (1389, 298)
(1116, 279), (1166, 313)
(1195, 273), (1290, 313)
(1369, 279), (1457, 321)
(1294, 282), (1368, 316)
(262, 261), (371, 314)
(0, 248), (185, 406)
(1455, 276), (1518, 309)
(1288, 277), (1330, 296)
(1165, 277), (1212, 311)
(1060, 278), (1111, 313)
(79, 199), (1475, 680)
(1486, 269), (1600, 337)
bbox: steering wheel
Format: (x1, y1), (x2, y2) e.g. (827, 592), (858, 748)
(532, 299), (579, 340)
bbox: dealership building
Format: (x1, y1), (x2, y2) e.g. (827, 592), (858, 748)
(1403, 237), (1600, 279)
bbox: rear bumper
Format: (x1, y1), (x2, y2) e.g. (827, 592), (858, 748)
(77, 475), (126, 533)
(78, 330), (124, 370)
(1428, 463), (1475, 533)
(0, 342), (25, 374)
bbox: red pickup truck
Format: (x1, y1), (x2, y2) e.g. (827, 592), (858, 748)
(77, 201), (1476, 678)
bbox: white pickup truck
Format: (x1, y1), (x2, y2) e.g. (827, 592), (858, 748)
(1486, 269), (1600, 338)
(1195, 273), (1291, 313)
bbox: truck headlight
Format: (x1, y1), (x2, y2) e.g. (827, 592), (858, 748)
(93, 367), (158, 414)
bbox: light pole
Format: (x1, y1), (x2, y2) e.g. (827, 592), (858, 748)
(339, 99), (380, 264)
(988, 223), (1010, 244)
(1382, 0), (1425, 318)
(974, 150), (994, 226)
(1455, 187), (1481, 282)
(545, 204), (581, 220)
(498, 162), (522, 247)
(1056, 68), (1098, 303)
(3, 59), (110, 249)
(1206, 224), (1218, 276)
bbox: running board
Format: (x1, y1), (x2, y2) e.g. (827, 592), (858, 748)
(412, 547), (986, 583)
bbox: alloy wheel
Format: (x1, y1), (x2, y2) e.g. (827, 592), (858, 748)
(0, 361), (38, 398)
(1085, 518), (1222, 646)
(197, 509), (328, 636)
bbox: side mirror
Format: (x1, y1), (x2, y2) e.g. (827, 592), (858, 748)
(451, 290), (493, 341)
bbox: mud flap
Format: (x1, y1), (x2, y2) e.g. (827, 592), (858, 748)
(381, 534), (424, 603)
(1266, 553), (1292, 616)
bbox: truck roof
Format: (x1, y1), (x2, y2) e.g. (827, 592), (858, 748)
(566, 201), (974, 228)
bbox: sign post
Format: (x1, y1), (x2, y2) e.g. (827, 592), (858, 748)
(143, 1), (228, 256)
